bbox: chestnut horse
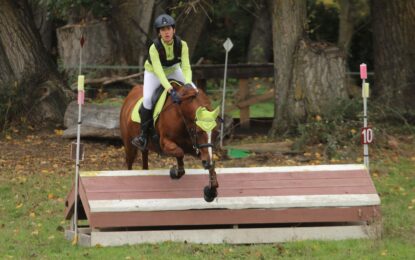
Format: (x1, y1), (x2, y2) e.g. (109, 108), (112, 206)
(119, 82), (220, 202)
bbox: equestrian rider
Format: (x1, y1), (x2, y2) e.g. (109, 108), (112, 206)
(131, 14), (196, 150)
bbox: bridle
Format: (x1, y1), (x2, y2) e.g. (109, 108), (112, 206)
(176, 94), (215, 155)
(153, 86), (217, 155)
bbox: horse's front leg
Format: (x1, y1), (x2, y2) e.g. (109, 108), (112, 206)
(209, 168), (218, 188)
(160, 138), (185, 179)
(203, 168), (218, 202)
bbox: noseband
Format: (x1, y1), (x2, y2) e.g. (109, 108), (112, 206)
(187, 126), (215, 155)
(175, 90), (215, 155)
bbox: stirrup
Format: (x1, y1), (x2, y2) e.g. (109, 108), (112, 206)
(131, 136), (147, 150)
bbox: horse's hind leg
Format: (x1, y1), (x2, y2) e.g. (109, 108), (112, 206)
(141, 150), (149, 170)
(170, 156), (185, 179)
(124, 144), (138, 170)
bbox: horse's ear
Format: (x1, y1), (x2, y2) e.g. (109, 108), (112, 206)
(212, 106), (220, 118)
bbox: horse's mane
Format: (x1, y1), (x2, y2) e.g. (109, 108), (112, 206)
(174, 83), (212, 110)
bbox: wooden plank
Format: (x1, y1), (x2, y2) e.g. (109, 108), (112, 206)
(192, 63), (274, 80)
(238, 78), (250, 129)
(78, 170), (377, 200)
(81, 175), (373, 191)
(80, 164), (367, 177)
(82, 185), (377, 201)
(89, 206), (380, 228)
(84, 225), (378, 246)
(88, 194), (380, 213)
(65, 165), (373, 219)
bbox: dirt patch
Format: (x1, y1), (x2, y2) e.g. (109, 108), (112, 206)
(1, 127), (414, 177)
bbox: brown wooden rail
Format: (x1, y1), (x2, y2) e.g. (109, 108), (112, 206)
(193, 63), (275, 129)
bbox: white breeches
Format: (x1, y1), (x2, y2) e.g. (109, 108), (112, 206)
(143, 68), (186, 109)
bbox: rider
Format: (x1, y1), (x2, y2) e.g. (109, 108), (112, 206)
(131, 14), (196, 150)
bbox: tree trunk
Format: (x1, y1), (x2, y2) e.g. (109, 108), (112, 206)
(338, 0), (369, 55)
(247, 0), (272, 63)
(176, 1), (211, 58)
(30, 0), (53, 52)
(0, 43), (15, 87)
(289, 40), (348, 119)
(57, 21), (125, 79)
(0, 0), (69, 124)
(372, 0), (415, 111)
(111, 0), (155, 67)
(269, 0), (307, 134)
(338, 0), (354, 53)
(269, 0), (348, 135)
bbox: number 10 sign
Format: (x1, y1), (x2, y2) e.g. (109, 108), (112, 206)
(361, 127), (374, 144)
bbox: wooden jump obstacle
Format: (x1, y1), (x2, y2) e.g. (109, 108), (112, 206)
(64, 164), (381, 246)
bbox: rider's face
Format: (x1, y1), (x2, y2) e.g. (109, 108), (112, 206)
(159, 26), (175, 43)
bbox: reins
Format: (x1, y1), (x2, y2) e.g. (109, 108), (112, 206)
(155, 88), (214, 154)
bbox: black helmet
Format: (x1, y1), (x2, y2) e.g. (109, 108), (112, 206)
(154, 14), (175, 31)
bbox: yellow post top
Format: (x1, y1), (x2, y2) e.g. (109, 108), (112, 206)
(362, 82), (369, 98)
(77, 75), (85, 91)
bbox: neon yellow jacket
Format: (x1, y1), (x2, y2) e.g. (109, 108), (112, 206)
(144, 38), (192, 90)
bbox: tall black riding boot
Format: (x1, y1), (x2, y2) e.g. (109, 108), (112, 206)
(131, 107), (153, 150)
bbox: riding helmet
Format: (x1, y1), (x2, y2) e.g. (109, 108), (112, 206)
(154, 14), (176, 31)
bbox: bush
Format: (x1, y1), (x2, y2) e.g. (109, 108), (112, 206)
(294, 98), (363, 158)
(0, 81), (25, 133)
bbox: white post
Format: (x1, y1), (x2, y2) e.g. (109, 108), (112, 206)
(72, 35), (86, 244)
(220, 38), (233, 148)
(360, 63), (369, 169)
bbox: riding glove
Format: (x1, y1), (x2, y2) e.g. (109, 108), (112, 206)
(170, 89), (181, 104)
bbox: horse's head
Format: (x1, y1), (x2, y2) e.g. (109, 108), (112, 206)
(173, 83), (220, 170)
(194, 106), (220, 169)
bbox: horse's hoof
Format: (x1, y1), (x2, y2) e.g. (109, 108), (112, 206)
(170, 166), (185, 179)
(203, 186), (217, 202)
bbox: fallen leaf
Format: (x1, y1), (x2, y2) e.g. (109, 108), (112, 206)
(54, 129), (64, 136)
(16, 203), (23, 209)
(29, 212), (36, 218)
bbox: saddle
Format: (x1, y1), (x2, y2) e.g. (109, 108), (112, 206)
(131, 80), (184, 153)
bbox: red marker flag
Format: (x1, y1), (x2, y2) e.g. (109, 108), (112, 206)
(360, 63), (367, 80)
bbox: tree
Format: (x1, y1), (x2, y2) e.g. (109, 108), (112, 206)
(269, 0), (307, 134)
(268, 0), (348, 135)
(111, 0), (155, 67)
(337, 0), (370, 68)
(175, 0), (212, 58)
(371, 0), (415, 112)
(247, 0), (272, 63)
(0, 0), (69, 125)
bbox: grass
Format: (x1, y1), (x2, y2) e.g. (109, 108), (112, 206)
(1, 155), (414, 259)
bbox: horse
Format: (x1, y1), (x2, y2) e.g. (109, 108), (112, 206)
(119, 81), (220, 202)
